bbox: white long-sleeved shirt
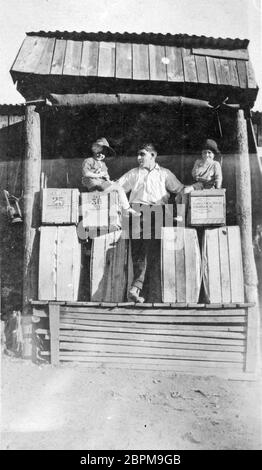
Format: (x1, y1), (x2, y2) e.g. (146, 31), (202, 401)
(117, 164), (184, 205)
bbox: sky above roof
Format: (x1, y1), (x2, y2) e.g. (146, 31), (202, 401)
(0, 0), (261, 109)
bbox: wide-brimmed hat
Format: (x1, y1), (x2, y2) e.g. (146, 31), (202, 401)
(202, 139), (220, 155)
(93, 137), (116, 156)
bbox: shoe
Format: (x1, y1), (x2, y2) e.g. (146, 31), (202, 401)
(128, 286), (145, 303)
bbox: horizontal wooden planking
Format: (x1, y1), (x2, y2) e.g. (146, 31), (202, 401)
(58, 355), (244, 373)
(63, 320), (245, 331)
(58, 357), (249, 377)
(60, 321), (246, 337)
(35, 328), (49, 335)
(60, 307), (246, 316)
(31, 300), (252, 307)
(58, 328), (245, 344)
(59, 335), (245, 352)
(192, 48), (249, 61)
(59, 351), (244, 367)
(59, 314), (246, 324)
(60, 341), (244, 361)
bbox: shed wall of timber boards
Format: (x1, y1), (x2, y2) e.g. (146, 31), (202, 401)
(31, 301), (259, 379)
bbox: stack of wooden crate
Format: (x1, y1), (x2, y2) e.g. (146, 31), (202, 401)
(81, 191), (121, 235)
(202, 226), (244, 303)
(80, 190), (129, 302)
(90, 230), (131, 302)
(38, 188), (81, 301)
(188, 190), (245, 303)
(161, 227), (202, 303)
(161, 189), (245, 304)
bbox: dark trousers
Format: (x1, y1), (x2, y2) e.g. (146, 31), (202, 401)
(131, 238), (161, 293)
(130, 209), (163, 297)
(131, 239), (151, 290)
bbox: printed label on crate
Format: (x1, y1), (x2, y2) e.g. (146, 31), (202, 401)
(41, 188), (79, 224)
(191, 197), (224, 220)
(47, 191), (66, 208)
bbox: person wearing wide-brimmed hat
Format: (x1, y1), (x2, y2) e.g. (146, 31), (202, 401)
(184, 139), (223, 193)
(82, 137), (140, 216)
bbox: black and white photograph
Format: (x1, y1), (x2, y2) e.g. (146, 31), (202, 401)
(0, 0), (261, 454)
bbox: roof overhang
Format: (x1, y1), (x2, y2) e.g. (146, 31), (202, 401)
(10, 32), (259, 108)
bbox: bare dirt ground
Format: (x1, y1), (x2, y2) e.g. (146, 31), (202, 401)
(1, 354), (261, 450)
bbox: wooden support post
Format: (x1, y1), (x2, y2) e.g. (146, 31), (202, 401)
(23, 105), (41, 319)
(235, 110), (260, 373)
(235, 109), (258, 303)
(49, 303), (60, 366)
(245, 306), (260, 373)
(21, 315), (32, 359)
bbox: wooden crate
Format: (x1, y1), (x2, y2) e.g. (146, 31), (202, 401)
(161, 227), (201, 303)
(38, 226), (81, 301)
(90, 230), (131, 302)
(81, 191), (121, 230)
(188, 189), (226, 226)
(41, 188), (79, 225)
(202, 226), (245, 303)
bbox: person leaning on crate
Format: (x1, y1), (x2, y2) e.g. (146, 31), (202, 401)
(82, 137), (140, 217)
(184, 139), (223, 194)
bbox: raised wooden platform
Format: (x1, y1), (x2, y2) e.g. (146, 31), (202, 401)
(30, 301), (260, 379)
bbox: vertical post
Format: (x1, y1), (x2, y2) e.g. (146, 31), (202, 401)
(49, 303), (60, 366)
(22, 105), (41, 355)
(245, 305), (260, 373)
(235, 110), (260, 373)
(235, 109), (258, 303)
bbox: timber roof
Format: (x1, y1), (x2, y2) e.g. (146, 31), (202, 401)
(10, 31), (258, 107)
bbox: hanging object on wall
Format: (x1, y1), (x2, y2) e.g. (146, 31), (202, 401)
(3, 190), (23, 224)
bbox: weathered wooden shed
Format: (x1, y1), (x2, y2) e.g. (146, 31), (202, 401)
(2, 30), (261, 377)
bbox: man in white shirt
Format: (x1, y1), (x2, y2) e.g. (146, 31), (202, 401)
(118, 143), (184, 303)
